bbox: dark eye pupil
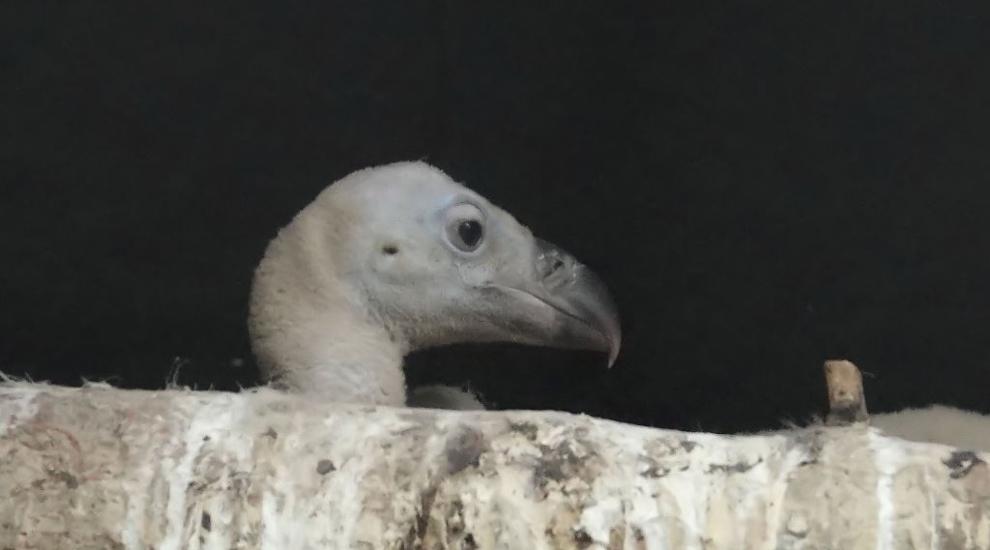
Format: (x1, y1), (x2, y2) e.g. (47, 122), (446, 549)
(457, 220), (483, 247)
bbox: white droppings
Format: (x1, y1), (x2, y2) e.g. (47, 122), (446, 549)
(121, 460), (155, 550)
(871, 430), (906, 550)
(761, 434), (811, 550)
(200, 422), (255, 550)
(786, 514), (808, 536)
(0, 385), (40, 437)
(258, 408), (396, 550)
(629, 493), (669, 550)
(159, 395), (239, 550)
(580, 496), (624, 544)
(923, 465), (940, 550)
(725, 440), (774, 548)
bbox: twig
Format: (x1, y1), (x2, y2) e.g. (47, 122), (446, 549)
(824, 359), (869, 426)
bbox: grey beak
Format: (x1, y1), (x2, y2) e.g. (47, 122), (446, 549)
(531, 239), (622, 367)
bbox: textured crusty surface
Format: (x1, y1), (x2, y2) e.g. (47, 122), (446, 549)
(1, 382), (989, 550)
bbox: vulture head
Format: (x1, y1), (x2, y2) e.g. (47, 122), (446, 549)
(249, 161), (620, 408)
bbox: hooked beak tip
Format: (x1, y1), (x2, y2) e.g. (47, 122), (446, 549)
(604, 322), (621, 368)
(496, 238), (623, 368)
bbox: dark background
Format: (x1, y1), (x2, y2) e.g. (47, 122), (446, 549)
(3, 1), (989, 433)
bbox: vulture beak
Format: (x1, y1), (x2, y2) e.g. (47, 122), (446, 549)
(490, 239), (622, 367)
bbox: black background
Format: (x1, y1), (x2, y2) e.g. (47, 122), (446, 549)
(3, 1), (989, 433)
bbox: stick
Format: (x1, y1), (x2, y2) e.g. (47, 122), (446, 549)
(824, 359), (869, 426)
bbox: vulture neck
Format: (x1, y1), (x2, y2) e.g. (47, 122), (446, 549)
(248, 216), (409, 407)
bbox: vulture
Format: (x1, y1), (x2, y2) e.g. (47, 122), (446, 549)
(871, 405), (990, 452)
(767, 405), (990, 453)
(248, 161), (620, 410)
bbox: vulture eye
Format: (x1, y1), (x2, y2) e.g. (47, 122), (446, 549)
(444, 201), (487, 253)
(447, 218), (485, 252)
(458, 220), (483, 248)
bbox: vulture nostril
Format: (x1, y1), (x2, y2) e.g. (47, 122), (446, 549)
(540, 253), (572, 285)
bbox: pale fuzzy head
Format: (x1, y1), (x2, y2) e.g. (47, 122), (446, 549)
(249, 161), (620, 405)
(314, 162), (548, 347)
